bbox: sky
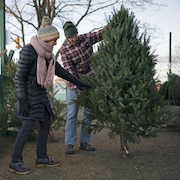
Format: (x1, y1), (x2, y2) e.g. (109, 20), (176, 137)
(130, 0), (180, 82)
(55, 0), (180, 57)
(132, 0), (180, 58)
(56, 0), (180, 58)
(7, 0), (180, 57)
(5, 0), (180, 82)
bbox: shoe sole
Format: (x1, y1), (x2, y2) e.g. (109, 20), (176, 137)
(36, 163), (60, 167)
(79, 147), (95, 151)
(8, 168), (31, 175)
(65, 151), (75, 155)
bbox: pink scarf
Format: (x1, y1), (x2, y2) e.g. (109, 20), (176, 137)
(30, 35), (56, 87)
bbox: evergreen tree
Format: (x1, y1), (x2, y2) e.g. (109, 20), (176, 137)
(159, 73), (180, 105)
(77, 6), (162, 157)
(4, 61), (21, 128)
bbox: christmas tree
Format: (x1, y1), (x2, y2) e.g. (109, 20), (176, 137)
(77, 6), (162, 157)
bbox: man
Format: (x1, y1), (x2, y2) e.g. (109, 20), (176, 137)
(60, 21), (107, 154)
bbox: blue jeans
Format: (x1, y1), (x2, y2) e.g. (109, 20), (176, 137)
(65, 89), (92, 146)
(11, 109), (50, 163)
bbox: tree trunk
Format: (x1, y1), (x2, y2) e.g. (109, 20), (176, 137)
(120, 130), (129, 158)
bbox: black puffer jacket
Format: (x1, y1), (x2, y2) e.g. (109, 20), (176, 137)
(15, 44), (82, 121)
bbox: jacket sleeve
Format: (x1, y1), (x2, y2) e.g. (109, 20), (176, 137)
(55, 61), (89, 89)
(15, 45), (35, 99)
(88, 29), (103, 45)
(55, 61), (79, 84)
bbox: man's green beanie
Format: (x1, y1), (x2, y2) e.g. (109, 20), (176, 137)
(63, 21), (78, 38)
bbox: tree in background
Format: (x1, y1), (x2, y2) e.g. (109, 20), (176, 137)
(77, 6), (162, 157)
(159, 73), (180, 105)
(0, 60), (21, 135)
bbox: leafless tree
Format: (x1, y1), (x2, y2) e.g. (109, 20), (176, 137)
(4, 0), (158, 47)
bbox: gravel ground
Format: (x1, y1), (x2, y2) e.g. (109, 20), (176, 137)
(0, 127), (179, 180)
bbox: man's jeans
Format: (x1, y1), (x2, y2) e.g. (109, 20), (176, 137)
(65, 88), (92, 145)
(11, 110), (50, 163)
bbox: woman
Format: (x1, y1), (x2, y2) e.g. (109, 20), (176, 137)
(8, 16), (88, 175)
